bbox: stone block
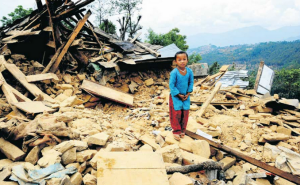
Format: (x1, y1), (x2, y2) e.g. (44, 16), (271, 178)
(181, 150), (211, 165)
(62, 147), (77, 165)
(0, 168), (11, 181)
(76, 150), (97, 163)
(220, 157), (236, 170)
(191, 140), (211, 158)
(169, 173), (193, 185)
(83, 174), (97, 185)
(25, 146), (40, 165)
(276, 126), (292, 136)
(0, 138), (25, 161)
(70, 172), (83, 185)
(158, 144), (182, 164)
(88, 133), (109, 146)
(138, 144), (153, 152)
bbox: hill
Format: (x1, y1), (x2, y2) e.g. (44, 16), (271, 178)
(187, 40), (300, 70)
(186, 25), (300, 48)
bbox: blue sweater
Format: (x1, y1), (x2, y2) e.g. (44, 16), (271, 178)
(169, 67), (194, 110)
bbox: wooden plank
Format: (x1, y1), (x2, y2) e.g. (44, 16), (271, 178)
(2, 30), (41, 42)
(54, 0), (94, 20)
(97, 152), (165, 169)
(196, 83), (222, 117)
(191, 101), (239, 106)
(26, 73), (59, 82)
(13, 101), (55, 114)
(4, 64), (55, 103)
(49, 10), (91, 72)
(81, 80), (134, 107)
(8, 84), (32, 102)
(45, 0), (58, 51)
(97, 169), (169, 185)
(42, 44), (64, 73)
(22, 10), (47, 31)
(219, 65), (230, 72)
(130, 32), (142, 43)
(185, 130), (300, 184)
(35, 0), (43, 12)
(0, 76), (25, 118)
(254, 61), (264, 91)
(133, 41), (161, 58)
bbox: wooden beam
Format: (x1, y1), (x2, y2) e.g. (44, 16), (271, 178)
(54, 0), (94, 20)
(0, 72), (25, 118)
(78, 12), (102, 48)
(254, 61), (264, 91)
(42, 44), (64, 73)
(81, 80), (134, 107)
(185, 130), (300, 184)
(26, 73), (59, 82)
(8, 84), (32, 102)
(130, 32), (142, 43)
(196, 83), (222, 118)
(45, 0), (58, 51)
(22, 9), (47, 31)
(49, 10), (91, 73)
(4, 63), (55, 103)
(35, 0), (43, 12)
(133, 41), (161, 58)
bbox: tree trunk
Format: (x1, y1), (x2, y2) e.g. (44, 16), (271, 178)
(166, 161), (223, 174)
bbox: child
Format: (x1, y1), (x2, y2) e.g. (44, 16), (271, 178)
(169, 51), (194, 141)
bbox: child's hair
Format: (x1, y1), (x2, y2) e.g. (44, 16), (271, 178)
(174, 51), (188, 60)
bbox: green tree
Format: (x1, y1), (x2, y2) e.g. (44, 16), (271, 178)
(188, 52), (202, 65)
(146, 28), (189, 51)
(208, 62), (220, 75)
(1, 5), (33, 27)
(100, 19), (116, 34)
(271, 68), (300, 99)
(89, 0), (110, 27)
(228, 62), (236, 71)
(110, 0), (143, 40)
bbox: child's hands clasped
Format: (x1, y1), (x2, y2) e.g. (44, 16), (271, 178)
(178, 93), (190, 101)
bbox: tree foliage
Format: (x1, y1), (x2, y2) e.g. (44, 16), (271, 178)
(271, 68), (300, 99)
(188, 52), (202, 65)
(146, 28), (189, 51)
(110, 0), (143, 40)
(1, 5), (33, 27)
(208, 62), (220, 75)
(89, 0), (110, 27)
(100, 19), (116, 34)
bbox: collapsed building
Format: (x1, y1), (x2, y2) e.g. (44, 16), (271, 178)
(0, 0), (300, 185)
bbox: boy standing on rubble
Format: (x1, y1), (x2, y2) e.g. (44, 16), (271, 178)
(169, 51), (194, 141)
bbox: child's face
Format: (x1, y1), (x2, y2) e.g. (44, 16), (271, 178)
(175, 54), (188, 68)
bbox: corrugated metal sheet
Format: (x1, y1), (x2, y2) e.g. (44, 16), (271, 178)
(218, 70), (249, 89)
(257, 65), (275, 94)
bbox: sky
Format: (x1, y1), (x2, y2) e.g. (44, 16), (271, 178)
(1, 0), (300, 37)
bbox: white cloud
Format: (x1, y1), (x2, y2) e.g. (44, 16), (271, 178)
(1, 0), (299, 37)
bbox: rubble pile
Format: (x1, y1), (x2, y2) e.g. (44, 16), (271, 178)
(0, 0), (300, 185)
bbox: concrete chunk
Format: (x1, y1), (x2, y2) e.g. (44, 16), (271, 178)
(0, 138), (25, 161)
(88, 133), (109, 146)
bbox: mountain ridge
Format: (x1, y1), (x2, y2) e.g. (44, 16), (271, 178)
(186, 25), (300, 48)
